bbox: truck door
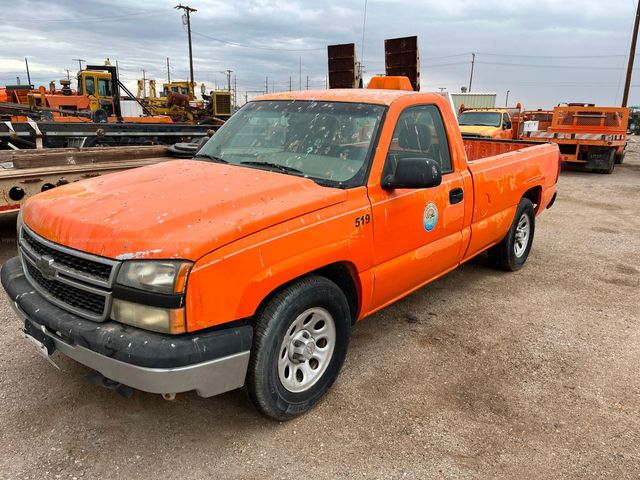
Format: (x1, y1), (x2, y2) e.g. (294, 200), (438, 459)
(367, 104), (466, 309)
(501, 112), (512, 139)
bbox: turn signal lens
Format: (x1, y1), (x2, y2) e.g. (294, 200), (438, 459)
(111, 299), (186, 334)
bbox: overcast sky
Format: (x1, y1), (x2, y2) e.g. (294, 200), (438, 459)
(0, 0), (638, 109)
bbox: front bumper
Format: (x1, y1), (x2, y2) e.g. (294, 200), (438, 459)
(2, 256), (253, 398)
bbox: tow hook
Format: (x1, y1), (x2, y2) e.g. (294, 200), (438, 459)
(84, 371), (134, 399)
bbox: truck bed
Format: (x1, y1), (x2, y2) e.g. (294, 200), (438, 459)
(462, 136), (547, 161)
(463, 140), (560, 259)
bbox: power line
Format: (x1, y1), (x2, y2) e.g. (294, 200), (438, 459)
(10, 9), (166, 23)
(477, 61), (625, 70)
(475, 51), (636, 59)
(191, 30), (325, 51)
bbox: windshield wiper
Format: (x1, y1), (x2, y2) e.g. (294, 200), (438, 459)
(240, 161), (304, 175)
(193, 153), (228, 163)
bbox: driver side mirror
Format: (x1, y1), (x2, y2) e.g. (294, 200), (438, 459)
(382, 158), (442, 190)
(504, 122), (512, 130)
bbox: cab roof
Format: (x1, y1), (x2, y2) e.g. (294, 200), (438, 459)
(256, 88), (441, 106)
(461, 108), (508, 113)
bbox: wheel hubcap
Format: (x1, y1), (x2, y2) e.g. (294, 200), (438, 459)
(278, 307), (336, 393)
(514, 213), (530, 258)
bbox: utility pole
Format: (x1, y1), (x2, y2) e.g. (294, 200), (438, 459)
(233, 74), (237, 110)
(289, 76), (292, 91)
(72, 58), (86, 72)
(167, 57), (171, 83)
(622, 0), (640, 107)
(24, 58), (31, 86)
(265, 76), (268, 93)
(225, 69), (233, 93)
(142, 69), (147, 98)
(299, 56), (302, 90)
(65, 69), (71, 81)
(306, 75), (309, 90)
(468, 52), (476, 92)
(505, 90), (510, 107)
(175, 4), (197, 98)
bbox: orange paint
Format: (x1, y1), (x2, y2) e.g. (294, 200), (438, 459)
(21, 89), (559, 332)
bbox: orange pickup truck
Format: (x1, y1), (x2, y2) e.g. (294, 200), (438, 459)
(2, 82), (559, 420)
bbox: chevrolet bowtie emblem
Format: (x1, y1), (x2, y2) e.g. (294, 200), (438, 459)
(36, 255), (56, 280)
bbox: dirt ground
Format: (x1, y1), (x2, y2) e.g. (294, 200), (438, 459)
(0, 141), (639, 480)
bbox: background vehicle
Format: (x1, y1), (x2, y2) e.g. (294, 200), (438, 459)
(628, 106), (640, 134)
(521, 103), (629, 173)
(458, 104), (523, 139)
(137, 79), (232, 125)
(2, 78), (559, 420)
(0, 144), (197, 215)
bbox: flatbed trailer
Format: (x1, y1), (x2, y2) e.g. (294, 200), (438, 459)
(521, 105), (628, 174)
(0, 145), (181, 215)
(0, 120), (215, 149)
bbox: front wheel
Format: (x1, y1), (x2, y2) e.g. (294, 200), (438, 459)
(488, 198), (536, 271)
(246, 275), (351, 421)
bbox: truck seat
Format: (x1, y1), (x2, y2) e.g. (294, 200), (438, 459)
(398, 122), (431, 152)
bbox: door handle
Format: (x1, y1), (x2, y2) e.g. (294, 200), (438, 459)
(449, 188), (464, 205)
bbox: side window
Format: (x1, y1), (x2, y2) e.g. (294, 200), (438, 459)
(85, 76), (95, 96)
(503, 113), (509, 128)
(97, 78), (112, 97)
(384, 104), (453, 176)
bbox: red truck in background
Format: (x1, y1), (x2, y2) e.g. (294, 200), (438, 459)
(2, 79), (559, 420)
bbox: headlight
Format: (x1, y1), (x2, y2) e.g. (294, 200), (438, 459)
(116, 260), (192, 294)
(111, 299), (186, 334)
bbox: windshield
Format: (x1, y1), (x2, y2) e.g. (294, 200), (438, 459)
(196, 100), (386, 187)
(458, 111), (502, 127)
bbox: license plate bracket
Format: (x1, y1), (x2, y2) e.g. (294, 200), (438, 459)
(23, 321), (59, 369)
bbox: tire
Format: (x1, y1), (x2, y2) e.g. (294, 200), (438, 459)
(597, 149), (616, 174)
(488, 198), (535, 271)
(246, 275), (351, 421)
(615, 151), (625, 165)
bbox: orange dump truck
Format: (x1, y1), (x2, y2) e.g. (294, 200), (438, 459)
(2, 81), (559, 420)
(521, 104), (629, 173)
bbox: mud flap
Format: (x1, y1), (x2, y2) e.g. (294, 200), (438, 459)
(585, 148), (614, 170)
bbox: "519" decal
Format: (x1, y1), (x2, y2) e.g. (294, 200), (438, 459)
(355, 214), (371, 228)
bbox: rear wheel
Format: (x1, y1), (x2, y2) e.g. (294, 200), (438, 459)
(246, 275), (351, 421)
(597, 149), (616, 174)
(615, 151), (625, 165)
(488, 198), (535, 271)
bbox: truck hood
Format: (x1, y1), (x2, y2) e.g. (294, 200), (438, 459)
(458, 125), (499, 137)
(22, 160), (347, 261)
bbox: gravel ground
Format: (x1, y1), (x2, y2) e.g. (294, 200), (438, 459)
(0, 141), (639, 480)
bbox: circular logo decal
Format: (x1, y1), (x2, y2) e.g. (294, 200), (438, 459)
(423, 202), (438, 232)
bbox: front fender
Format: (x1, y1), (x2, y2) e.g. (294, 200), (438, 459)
(184, 188), (373, 332)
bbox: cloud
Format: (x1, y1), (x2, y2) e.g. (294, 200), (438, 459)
(0, 0), (637, 108)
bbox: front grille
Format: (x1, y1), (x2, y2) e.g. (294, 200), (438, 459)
(24, 261), (106, 317)
(22, 228), (112, 282)
(19, 225), (119, 321)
